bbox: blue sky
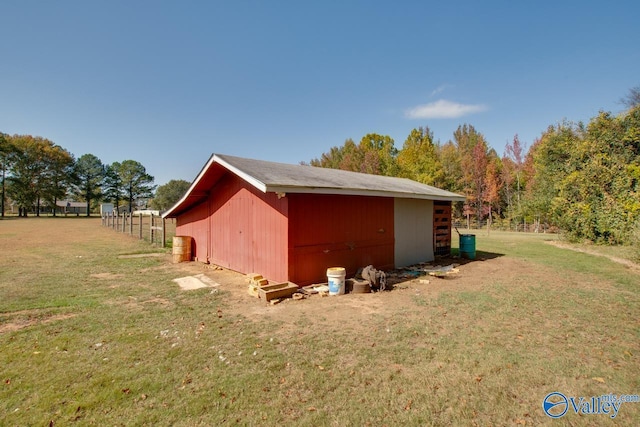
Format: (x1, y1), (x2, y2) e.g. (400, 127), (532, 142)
(1, 1), (639, 186)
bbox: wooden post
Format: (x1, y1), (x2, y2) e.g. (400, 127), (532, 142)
(149, 214), (153, 244)
(138, 213), (143, 239)
(129, 212), (133, 235)
(122, 212), (126, 233)
(162, 217), (166, 248)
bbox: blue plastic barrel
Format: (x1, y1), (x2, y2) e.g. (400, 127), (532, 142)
(459, 234), (476, 260)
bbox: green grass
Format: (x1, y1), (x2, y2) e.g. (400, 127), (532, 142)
(458, 230), (639, 292)
(1, 220), (639, 426)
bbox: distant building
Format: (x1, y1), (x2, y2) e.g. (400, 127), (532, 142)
(55, 200), (88, 215)
(100, 203), (114, 215)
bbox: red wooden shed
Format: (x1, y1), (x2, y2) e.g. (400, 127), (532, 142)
(162, 154), (465, 286)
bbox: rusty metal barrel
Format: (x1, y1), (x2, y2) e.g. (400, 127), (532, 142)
(172, 236), (192, 263)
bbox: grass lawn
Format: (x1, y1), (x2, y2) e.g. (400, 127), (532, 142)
(1, 219), (639, 426)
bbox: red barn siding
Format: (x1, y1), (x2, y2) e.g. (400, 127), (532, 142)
(178, 173), (289, 282)
(288, 194), (394, 285)
(175, 200), (209, 263)
(176, 176), (397, 286)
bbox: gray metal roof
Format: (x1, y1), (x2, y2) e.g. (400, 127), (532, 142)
(217, 154), (466, 200)
(163, 153), (465, 218)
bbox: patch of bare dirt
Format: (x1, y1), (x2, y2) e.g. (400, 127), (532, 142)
(117, 253), (166, 259)
(171, 254), (559, 331)
(0, 312), (76, 334)
(90, 272), (126, 279)
(106, 295), (175, 311)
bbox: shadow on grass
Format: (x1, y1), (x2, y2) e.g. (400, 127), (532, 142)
(384, 249), (505, 287)
(446, 248), (505, 266)
(0, 215), (98, 220)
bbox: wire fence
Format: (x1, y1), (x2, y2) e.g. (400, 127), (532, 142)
(101, 211), (177, 247)
(453, 218), (558, 234)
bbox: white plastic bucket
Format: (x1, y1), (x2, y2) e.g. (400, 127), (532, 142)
(327, 267), (346, 295)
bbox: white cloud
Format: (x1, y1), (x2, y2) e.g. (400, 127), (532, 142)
(430, 84), (453, 97)
(405, 99), (488, 119)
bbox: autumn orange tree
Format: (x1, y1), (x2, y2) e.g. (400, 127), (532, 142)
(453, 124), (496, 226)
(484, 157), (501, 232)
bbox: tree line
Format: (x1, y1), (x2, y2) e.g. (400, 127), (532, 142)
(0, 134), (156, 217)
(3, 88), (638, 246)
(310, 91), (640, 246)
